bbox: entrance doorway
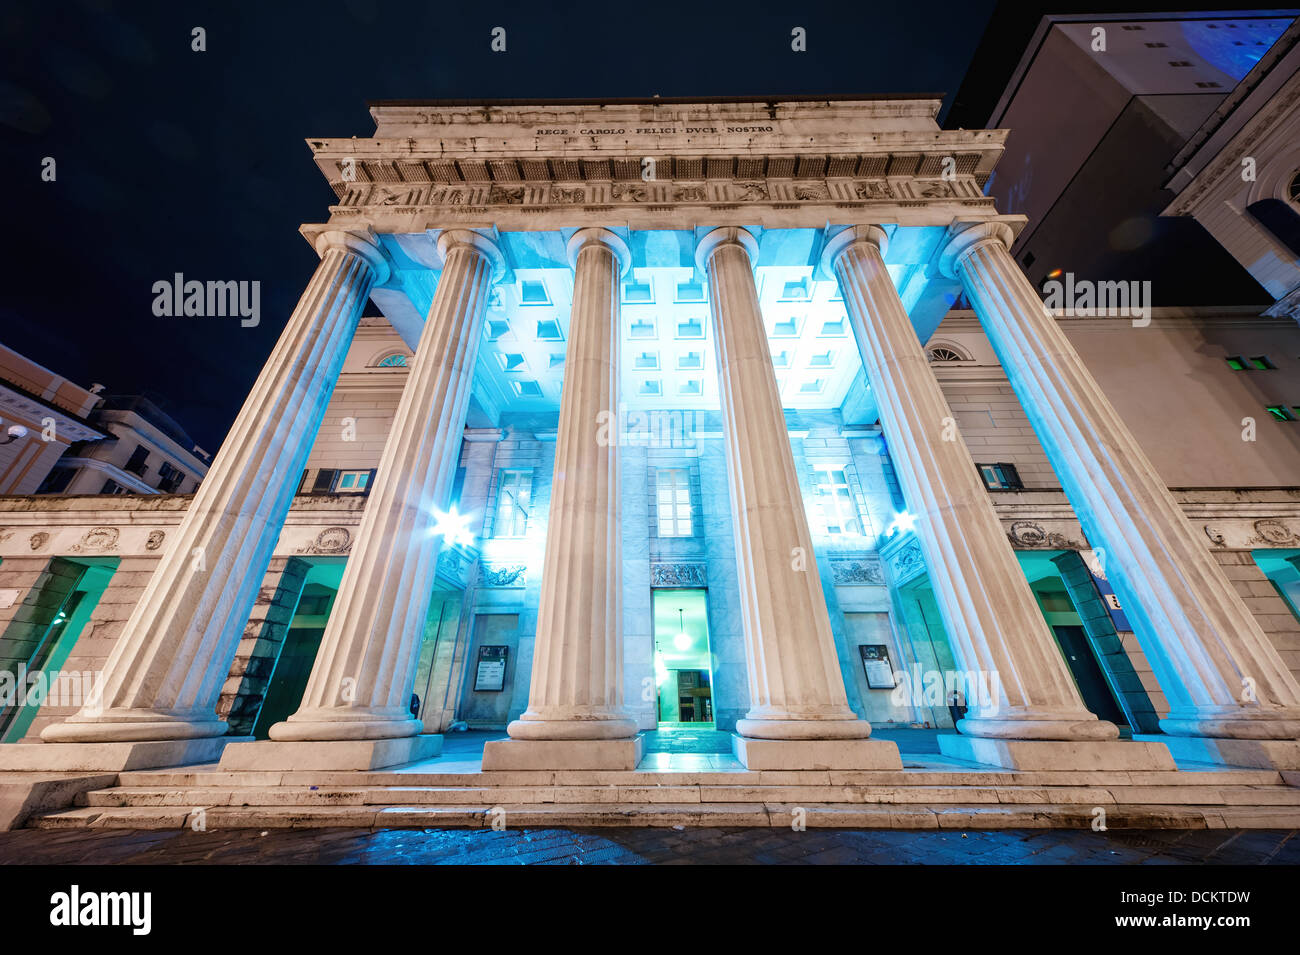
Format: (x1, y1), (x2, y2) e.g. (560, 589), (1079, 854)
(252, 580), (339, 738)
(652, 589), (714, 727)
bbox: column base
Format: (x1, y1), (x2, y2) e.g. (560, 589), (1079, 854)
(938, 734), (1175, 771)
(0, 736), (247, 772)
(1133, 734), (1300, 770)
(482, 736), (644, 771)
(219, 734), (442, 771)
(731, 735), (903, 770)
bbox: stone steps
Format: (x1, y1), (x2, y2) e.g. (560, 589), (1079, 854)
(75, 783), (1300, 808)
(111, 766), (1288, 788)
(31, 801), (1300, 831)
(23, 762), (1300, 830)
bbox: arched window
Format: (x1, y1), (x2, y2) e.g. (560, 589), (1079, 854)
(375, 353), (409, 368)
(1288, 170), (1300, 208)
(926, 345), (969, 363)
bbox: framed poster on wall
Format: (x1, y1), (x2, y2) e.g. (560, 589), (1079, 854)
(474, 645), (509, 692)
(859, 644), (896, 689)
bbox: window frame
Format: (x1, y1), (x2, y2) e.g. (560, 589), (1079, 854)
(655, 467), (693, 538)
(494, 468), (533, 538)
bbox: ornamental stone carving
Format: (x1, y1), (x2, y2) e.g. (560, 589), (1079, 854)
(792, 182), (830, 201)
(550, 185), (586, 204)
(489, 185), (525, 205)
(71, 526), (119, 553)
(891, 540), (925, 581)
(855, 180), (893, 199)
(611, 182), (650, 202)
(146, 530), (166, 551)
(435, 548), (468, 585)
(1006, 520), (1079, 550)
(480, 563), (527, 588)
(829, 557), (885, 585)
(650, 563), (707, 588)
(301, 526), (351, 554)
(1252, 519), (1297, 545)
(28, 531), (48, 551)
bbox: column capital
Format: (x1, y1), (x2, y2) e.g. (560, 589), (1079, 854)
(566, 227), (632, 276)
(435, 229), (507, 283)
(314, 228), (392, 286)
(938, 221), (1015, 279)
(820, 225), (890, 275)
(694, 226), (759, 274)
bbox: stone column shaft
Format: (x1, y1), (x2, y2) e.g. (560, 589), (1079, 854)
(507, 229), (637, 740)
(827, 226), (1115, 740)
(698, 228), (870, 742)
(43, 231), (387, 743)
(271, 230), (500, 742)
(946, 223), (1300, 740)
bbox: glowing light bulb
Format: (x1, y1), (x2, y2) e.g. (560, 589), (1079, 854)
(431, 506), (475, 547)
(888, 510), (917, 536)
(673, 631), (692, 651)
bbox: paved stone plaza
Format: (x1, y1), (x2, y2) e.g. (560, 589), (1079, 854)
(0, 824), (1296, 865)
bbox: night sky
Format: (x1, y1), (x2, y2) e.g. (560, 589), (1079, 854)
(0, 1), (1267, 449)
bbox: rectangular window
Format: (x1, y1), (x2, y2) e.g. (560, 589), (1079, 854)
(1249, 356), (1275, 370)
(814, 467), (864, 536)
(977, 462), (1024, 490)
(336, 469), (371, 493)
(1266, 405), (1297, 421)
(1226, 356), (1247, 370)
(519, 279), (549, 304)
(158, 461), (185, 493)
(124, 445), (150, 477)
(494, 469), (532, 537)
(623, 281), (653, 303)
(37, 468), (77, 494)
(675, 281), (705, 303)
(656, 468), (693, 537)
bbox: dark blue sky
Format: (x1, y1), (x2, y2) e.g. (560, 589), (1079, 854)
(0, 1), (1265, 447)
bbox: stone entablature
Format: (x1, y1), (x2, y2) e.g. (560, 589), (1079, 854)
(304, 98), (1011, 234)
(4, 488), (1297, 560)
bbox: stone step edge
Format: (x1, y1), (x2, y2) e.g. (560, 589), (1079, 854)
(76, 784), (1300, 809)
(114, 769), (1288, 788)
(31, 802), (1300, 831)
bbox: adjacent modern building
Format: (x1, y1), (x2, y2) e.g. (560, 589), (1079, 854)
(1, 90), (1299, 779)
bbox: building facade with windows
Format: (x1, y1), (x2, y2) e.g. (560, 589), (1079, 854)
(1, 95), (1299, 778)
(36, 395), (209, 497)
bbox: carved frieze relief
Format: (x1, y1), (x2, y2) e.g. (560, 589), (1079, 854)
(1006, 520), (1082, 550)
(71, 526), (119, 553)
(830, 556), (885, 586)
(650, 563), (708, 588)
(299, 526), (352, 555)
(480, 563), (527, 588)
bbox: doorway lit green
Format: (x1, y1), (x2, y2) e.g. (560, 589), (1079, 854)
(652, 588), (714, 728)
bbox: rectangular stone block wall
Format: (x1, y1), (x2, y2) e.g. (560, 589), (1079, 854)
(1214, 550), (1300, 686)
(21, 556), (159, 741)
(940, 382), (1061, 489)
(303, 387), (403, 473)
(218, 556), (311, 737)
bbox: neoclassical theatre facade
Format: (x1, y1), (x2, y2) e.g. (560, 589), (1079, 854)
(2, 96), (1300, 774)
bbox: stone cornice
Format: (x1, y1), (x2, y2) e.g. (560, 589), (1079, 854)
(305, 97), (1011, 235)
(1163, 67), (1300, 216)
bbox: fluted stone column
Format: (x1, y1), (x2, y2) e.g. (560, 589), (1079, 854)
(8, 231), (389, 771)
(944, 222), (1300, 768)
(483, 229), (641, 771)
(825, 227), (1172, 771)
(222, 230), (503, 772)
(695, 227), (899, 771)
